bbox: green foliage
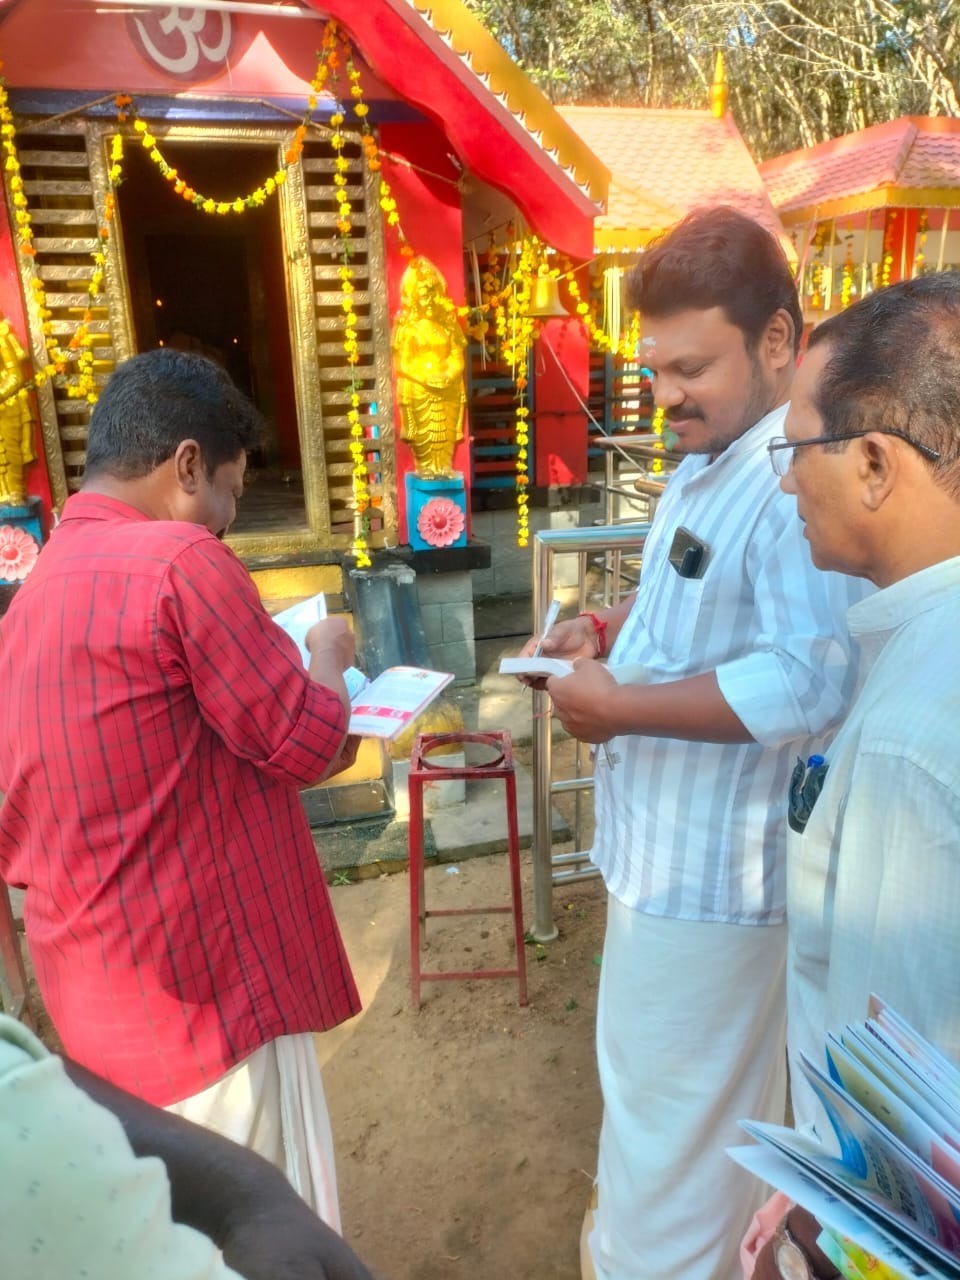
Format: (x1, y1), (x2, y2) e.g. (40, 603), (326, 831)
(463, 0), (960, 157)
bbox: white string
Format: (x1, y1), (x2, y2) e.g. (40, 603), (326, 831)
(538, 330), (663, 474)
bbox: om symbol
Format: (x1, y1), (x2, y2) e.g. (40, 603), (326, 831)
(128, 7), (233, 79)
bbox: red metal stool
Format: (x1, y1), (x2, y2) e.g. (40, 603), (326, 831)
(408, 730), (528, 1009)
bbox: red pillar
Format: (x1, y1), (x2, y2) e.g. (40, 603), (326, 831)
(533, 312), (589, 487)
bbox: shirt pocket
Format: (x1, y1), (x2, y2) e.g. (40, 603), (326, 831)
(654, 574), (707, 663)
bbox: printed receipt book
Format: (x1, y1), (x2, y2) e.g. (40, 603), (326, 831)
(348, 666), (454, 740)
(271, 593), (454, 740)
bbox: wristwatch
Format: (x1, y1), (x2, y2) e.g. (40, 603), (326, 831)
(771, 1210), (838, 1280)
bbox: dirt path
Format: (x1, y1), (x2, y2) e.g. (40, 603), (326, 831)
(321, 858), (605, 1280)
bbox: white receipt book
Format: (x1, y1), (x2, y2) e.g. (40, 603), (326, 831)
(499, 657), (650, 684)
(272, 594), (453, 738)
(348, 666), (455, 740)
(271, 591), (329, 667)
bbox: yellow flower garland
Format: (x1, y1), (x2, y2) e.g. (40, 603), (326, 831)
(0, 65), (103, 407)
(840, 223), (855, 310)
(331, 38), (411, 567)
(0, 22), (408, 567)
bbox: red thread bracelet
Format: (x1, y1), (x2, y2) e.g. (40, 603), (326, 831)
(578, 612), (608, 659)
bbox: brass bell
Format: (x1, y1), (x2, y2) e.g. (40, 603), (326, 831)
(526, 275), (570, 318)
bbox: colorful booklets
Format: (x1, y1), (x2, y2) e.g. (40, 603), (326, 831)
(729, 999), (960, 1279)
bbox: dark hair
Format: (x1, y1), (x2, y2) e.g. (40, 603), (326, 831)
(808, 273), (960, 497)
(626, 206), (802, 354)
(84, 347), (263, 480)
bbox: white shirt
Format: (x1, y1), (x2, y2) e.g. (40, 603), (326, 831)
(591, 404), (866, 924)
(0, 1014), (243, 1280)
(787, 556), (960, 1135)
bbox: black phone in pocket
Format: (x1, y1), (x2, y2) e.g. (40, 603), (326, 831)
(668, 526), (709, 579)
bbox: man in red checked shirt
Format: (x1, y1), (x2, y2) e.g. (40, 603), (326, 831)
(0, 348), (361, 1231)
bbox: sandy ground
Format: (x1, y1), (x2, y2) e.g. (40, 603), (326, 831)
(320, 856), (606, 1280)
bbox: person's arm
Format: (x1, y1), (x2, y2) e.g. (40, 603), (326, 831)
(546, 664), (751, 744)
(305, 617), (354, 718)
(514, 594), (637, 689)
(547, 497), (861, 748)
(160, 541), (349, 787)
(64, 1059), (378, 1280)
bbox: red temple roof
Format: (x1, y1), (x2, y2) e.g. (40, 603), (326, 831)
(760, 116), (960, 220)
(558, 106), (787, 253)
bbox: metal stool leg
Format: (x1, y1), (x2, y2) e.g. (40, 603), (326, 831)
(408, 730), (529, 1008)
(408, 767), (426, 1010)
(504, 769), (528, 1006)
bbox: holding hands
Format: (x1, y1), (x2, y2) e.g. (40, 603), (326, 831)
(515, 612), (620, 744)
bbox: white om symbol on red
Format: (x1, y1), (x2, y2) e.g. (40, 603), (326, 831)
(128, 7), (234, 79)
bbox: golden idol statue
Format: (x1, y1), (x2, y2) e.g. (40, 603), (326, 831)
(0, 320), (35, 506)
(392, 256), (465, 477)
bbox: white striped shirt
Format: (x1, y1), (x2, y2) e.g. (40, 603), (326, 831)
(591, 404), (868, 924)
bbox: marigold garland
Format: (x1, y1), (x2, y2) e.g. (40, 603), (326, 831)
(0, 22), (403, 567)
(649, 405), (666, 474)
(561, 258), (638, 360)
(505, 237), (542, 547)
(840, 223), (855, 309)
(330, 93), (372, 569)
(914, 209), (928, 276)
(0, 63), (105, 407)
(881, 211), (897, 288)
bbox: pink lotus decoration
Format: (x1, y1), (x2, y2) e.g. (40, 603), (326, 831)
(416, 497), (465, 548)
(0, 524), (40, 581)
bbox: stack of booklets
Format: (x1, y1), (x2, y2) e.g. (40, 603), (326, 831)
(729, 997), (960, 1279)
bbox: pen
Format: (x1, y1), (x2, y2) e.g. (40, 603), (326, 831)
(532, 598), (561, 659)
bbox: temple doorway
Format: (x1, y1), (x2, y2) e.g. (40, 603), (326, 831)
(115, 140), (307, 535)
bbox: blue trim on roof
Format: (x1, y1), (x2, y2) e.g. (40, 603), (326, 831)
(8, 89), (425, 125)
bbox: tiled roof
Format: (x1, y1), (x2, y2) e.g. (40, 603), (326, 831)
(760, 117), (960, 216)
(558, 105), (786, 251)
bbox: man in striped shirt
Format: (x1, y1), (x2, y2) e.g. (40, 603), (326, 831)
(528, 208), (866, 1280)
(0, 348), (361, 1229)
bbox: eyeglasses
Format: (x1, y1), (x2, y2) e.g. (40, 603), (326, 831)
(767, 430), (941, 477)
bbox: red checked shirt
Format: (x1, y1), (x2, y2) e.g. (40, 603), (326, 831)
(0, 493), (360, 1105)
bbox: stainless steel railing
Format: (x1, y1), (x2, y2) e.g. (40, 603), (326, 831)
(530, 523), (650, 941)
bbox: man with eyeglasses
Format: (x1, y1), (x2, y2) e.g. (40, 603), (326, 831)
(744, 273), (960, 1279)
(518, 207), (867, 1280)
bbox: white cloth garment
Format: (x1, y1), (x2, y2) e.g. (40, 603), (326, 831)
(593, 404), (866, 924)
(0, 1014), (244, 1280)
(166, 1031), (340, 1231)
(787, 555), (960, 1140)
(590, 900), (788, 1280)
